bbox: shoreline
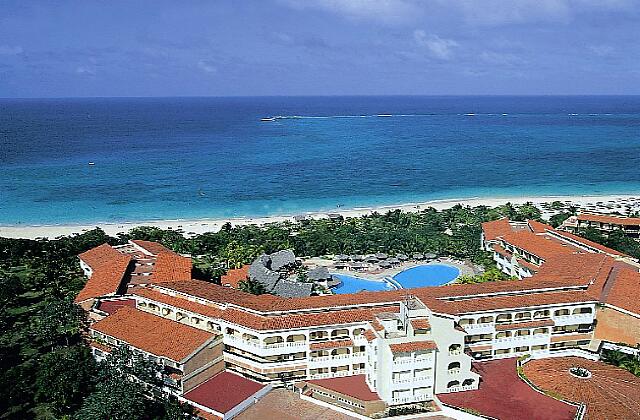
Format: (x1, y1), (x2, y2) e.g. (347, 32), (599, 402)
(1, 193), (639, 240)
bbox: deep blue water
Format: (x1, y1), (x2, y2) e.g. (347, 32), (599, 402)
(393, 264), (460, 288)
(1, 96), (640, 225)
(331, 274), (394, 294)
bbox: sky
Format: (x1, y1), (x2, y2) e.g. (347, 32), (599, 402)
(0, 0), (639, 97)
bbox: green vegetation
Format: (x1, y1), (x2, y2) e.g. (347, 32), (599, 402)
(602, 349), (640, 377)
(4, 201), (637, 418)
(576, 228), (640, 259)
(238, 278), (269, 295)
(456, 267), (514, 284)
(124, 204), (539, 270)
(0, 230), (192, 419)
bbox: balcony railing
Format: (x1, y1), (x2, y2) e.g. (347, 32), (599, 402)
(391, 394), (430, 405)
(226, 336), (307, 350)
(309, 370), (351, 379)
(446, 384), (477, 393)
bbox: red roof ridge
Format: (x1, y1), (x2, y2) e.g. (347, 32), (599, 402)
(91, 306), (215, 361)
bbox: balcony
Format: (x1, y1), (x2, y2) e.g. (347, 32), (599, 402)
(391, 394), (430, 405)
(308, 370), (351, 380)
(552, 313), (594, 326)
(392, 375), (433, 386)
(463, 323), (495, 333)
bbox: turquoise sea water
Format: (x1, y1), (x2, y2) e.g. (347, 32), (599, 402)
(393, 264), (460, 288)
(1, 96), (639, 225)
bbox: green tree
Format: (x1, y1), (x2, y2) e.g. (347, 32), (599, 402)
(238, 278), (268, 295)
(549, 212), (572, 228)
(34, 346), (96, 415)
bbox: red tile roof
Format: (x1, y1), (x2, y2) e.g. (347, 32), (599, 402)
(89, 339), (112, 353)
(364, 329), (377, 342)
(98, 298), (136, 315)
(527, 219), (553, 234)
(494, 319), (554, 331)
(306, 374), (381, 401)
(602, 266), (640, 314)
(482, 219), (514, 241)
(577, 213), (640, 226)
(523, 357), (640, 420)
(132, 287), (224, 319)
(130, 239), (172, 256)
(91, 306), (215, 362)
(389, 340), (437, 353)
(76, 244), (132, 303)
(220, 265), (250, 288)
(184, 371), (266, 415)
(549, 229), (626, 257)
(309, 339), (354, 350)
(151, 251), (192, 283)
(410, 318), (431, 330)
(220, 305), (400, 331)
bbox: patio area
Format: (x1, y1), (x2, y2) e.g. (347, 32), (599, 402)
(523, 356), (640, 420)
(438, 358), (577, 420)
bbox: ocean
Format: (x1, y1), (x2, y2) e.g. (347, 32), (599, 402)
(1, 96), (639, 225)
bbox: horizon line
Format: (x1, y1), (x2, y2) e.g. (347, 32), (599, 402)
(2, 93), (640, 100)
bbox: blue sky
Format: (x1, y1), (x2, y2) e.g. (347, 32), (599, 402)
(0, 0), (639, 97)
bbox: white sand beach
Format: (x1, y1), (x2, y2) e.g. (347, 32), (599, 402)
(2, 194), (639, 240)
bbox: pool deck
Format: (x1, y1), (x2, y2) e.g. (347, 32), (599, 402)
(323, 259), (477, 281)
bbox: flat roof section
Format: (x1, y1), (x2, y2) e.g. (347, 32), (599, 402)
(184, 371), (266, 415)
(305, 374), (381, 401)
(438, 358), (577, 420)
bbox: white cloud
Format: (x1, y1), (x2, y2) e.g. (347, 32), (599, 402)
(589, 45), (615, 57)
(413, 30), (458, 60)
(480, 51), (524, 66)
(197, 60), (217, 73)
(0, 45), (23, 55)
(451, 0), (634, 26)
(281, 0), (420, 24)
(76, 66), (96, 76)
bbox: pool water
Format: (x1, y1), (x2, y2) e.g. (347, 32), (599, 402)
(393, 264), (460, 288)
(331, 274), (395, 294)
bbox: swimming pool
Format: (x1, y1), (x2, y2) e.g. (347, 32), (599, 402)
(393, 264), (460, 288)
(331, 274), (395, 294)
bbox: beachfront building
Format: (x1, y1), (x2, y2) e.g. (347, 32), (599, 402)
(561, 212), (640, 239)
(75, 224), (640, 418)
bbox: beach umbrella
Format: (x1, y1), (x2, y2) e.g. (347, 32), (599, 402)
(365, 256), (379, 263)
(412, 253), (424, 260)
(375, 252), (388, 260)
(396, 253), (409, 261)
(424, 253), (437, 260)
(335, 254), (350, 261)
(379, 261), (392, 268)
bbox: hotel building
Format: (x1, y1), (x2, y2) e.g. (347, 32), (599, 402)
(76, 220), (640, 418)
(561, 212), (640, 239)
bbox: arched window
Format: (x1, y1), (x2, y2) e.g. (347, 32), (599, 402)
(449, 344), (462, 355)
(447, 380), (460, 389)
